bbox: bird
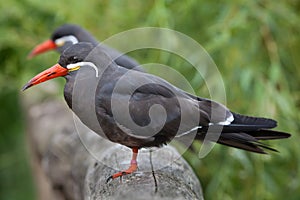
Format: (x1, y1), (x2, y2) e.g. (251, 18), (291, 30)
(28, 24), (141, 71)
(23, 42), (290, 182)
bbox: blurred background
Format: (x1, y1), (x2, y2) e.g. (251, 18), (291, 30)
(0, 0), (299, 199)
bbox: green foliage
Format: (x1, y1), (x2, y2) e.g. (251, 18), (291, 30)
(0, 0), (299, 199)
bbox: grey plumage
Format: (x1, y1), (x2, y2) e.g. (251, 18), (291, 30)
(60, 43), (290, 153)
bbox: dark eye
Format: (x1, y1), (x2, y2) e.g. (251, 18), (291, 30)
(71, 56), (79, 62)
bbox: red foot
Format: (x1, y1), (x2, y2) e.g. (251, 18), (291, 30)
(106, 160), (138, 182)
(106, 148), (139, 183)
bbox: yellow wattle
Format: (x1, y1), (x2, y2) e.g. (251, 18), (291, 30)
(68, 66), (80, 72)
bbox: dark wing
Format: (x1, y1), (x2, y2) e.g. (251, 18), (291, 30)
(100, 70), (234, 141)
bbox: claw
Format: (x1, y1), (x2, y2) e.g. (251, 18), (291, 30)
(106, 175), (113, 183)
(106, 148), (139, 183)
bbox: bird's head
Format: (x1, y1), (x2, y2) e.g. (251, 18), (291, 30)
(27, 24), (85, 58)
(23, 42), (95, 91)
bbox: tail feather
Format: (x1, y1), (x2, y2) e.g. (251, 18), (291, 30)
(231, 112), (277, 128)
(217, 138), (266, 154)
(195, 113), (291, 154)
(218, 132), (280, 154)
(247, 129), (291, 140)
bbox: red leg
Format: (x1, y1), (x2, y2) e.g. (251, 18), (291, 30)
(106, 148), (139, 183)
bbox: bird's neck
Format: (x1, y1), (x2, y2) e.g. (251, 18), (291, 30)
(76, 30), (98, 46)
(64, 73), (75, 109)
(63, 70), (106, 137)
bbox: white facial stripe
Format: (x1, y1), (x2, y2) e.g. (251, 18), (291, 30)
(67, 62), (99, 77)
(55, 35), (79, 46)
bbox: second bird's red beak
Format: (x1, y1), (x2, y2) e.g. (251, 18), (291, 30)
(22, 64), (68, 91)
(28, 39), (57, 58)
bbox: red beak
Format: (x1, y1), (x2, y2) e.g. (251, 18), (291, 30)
(27, 39), (57, 58)
(22, 64), (68, 91)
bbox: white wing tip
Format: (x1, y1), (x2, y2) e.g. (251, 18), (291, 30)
(209, 114), (234, 126)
